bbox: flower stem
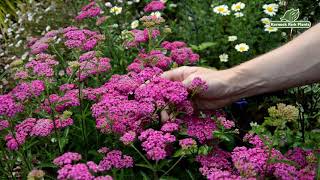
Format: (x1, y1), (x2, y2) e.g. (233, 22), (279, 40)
(161, 155), (185, 177)
(130, 144), (153, 169)
(7, 120), (32, 171)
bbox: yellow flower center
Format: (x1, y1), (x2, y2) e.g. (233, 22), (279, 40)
(218, 7), (226, 12)
(267, 7), (274, 12)
(236, 5), (241, 9)
(239, 47), (246, 51)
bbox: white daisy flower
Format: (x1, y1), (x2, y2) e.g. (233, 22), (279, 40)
(219, 53), (229, 62)
(235, 43), (249, 52)
(228, 36), (237, 41)
(213, 5), (231, 16)
(231, 2), (245, 12)
(261, 18), (271, 25)
(110, 6), (122, 15)
(263, 4), (279, 16)
(131, 20), (139, 29)
(105, 2), (112, 7)
(234, 12), (244, 18)
(264, 25), (278, 33)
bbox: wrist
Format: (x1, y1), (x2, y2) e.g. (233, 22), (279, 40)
(225, 65), (267, 99)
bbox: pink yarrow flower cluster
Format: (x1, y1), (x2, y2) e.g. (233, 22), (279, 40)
(91, 67), (192, 134)
(25, 53), (59, 77)
(126, 29), (160, 47)
(67, 57), (111, 81)
(161, 41), (200, 65)
(75, 1), (101, 21)
(54, 150), (132, 179)
(138, 129), (176, 161)
(42, 89), (80, 113)
(10, 80), (45, 101)
(28, 30), (60, 55)
(63, 27), (104, 51)
(128, 50), (172, 72)
(196, 135), (317, 179)
(5, 117), (73, 150)
(185, 116), (217, 143)
(0, 94), (24, 117)
(144, 0), (166, 12)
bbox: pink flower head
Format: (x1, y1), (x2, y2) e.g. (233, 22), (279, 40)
(120, 131), (136, 145)
(138, 129), (176, 161)
(57, 163), (95, 180)
(76, 2), (101, 21)
(53, 152), (82, 167)
(30, 119), (54, 137)
(76, 57), (111, 80)
(161, 122), (179, 132)
(0, 95), (23, 117)
(79, 51), (96, 62)
(188, 77), (208, 93)
(217, 116), (235, 129)
(170, 47), (200, 65)
(59, 84), (77, 92)
(144, 1), (166, 12)
(55, 118), (74, 129)
(161, 41), (186, 51)
(186, 116), (216, 143)
(5, 132), (27, 150)
(25, 53), (59, 77)
(0, 120), (9, 131)
(179, 138), (197, 149)
(98, 150), (134, 171)
(15, 118), (37, 134)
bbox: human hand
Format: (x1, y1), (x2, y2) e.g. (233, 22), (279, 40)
(161, 66), (241, 110)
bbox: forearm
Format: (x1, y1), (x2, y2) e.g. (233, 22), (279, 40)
(227, 24), (320, 98)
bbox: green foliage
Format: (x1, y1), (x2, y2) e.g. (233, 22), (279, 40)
(0, 0), (23, 30)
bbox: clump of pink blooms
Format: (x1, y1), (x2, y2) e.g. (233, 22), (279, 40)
(75, 1), (101, 21)
(4, 117), (73, 150)
(63, 27), (104, 51)
(120, 131), (136, 145)
(41, 89), (80, 113)
(179, 138), (197, 149)
(217, 116), (235, 129)
(185, 115), (217, 143)
(138, 129), (176, 161)
(28, 30), (60, 55)
(54, 149), (132, 180)
(25, 53), (59, 77)
(126, 29), (161, 47)
(0, 94), (24, 117)
(9, 80), (45, 101)
(67, 57), (111, 80)
(195, 134), (317, 179)
(144, 0), (166, 12)
(0, 120), (9, 131)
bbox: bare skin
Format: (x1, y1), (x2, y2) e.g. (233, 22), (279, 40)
(162, 24), (320, 110)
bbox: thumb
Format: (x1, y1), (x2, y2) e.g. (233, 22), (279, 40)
(161, 66), (198, 82)
(182, 75), (194, 87)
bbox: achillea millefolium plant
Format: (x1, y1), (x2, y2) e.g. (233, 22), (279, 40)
(0, 0), (318, 179)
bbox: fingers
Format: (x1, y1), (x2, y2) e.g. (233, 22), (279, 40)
(161, 66), (198, 82)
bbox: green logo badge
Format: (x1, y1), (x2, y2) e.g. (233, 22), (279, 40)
(270, 8), (311, 29)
